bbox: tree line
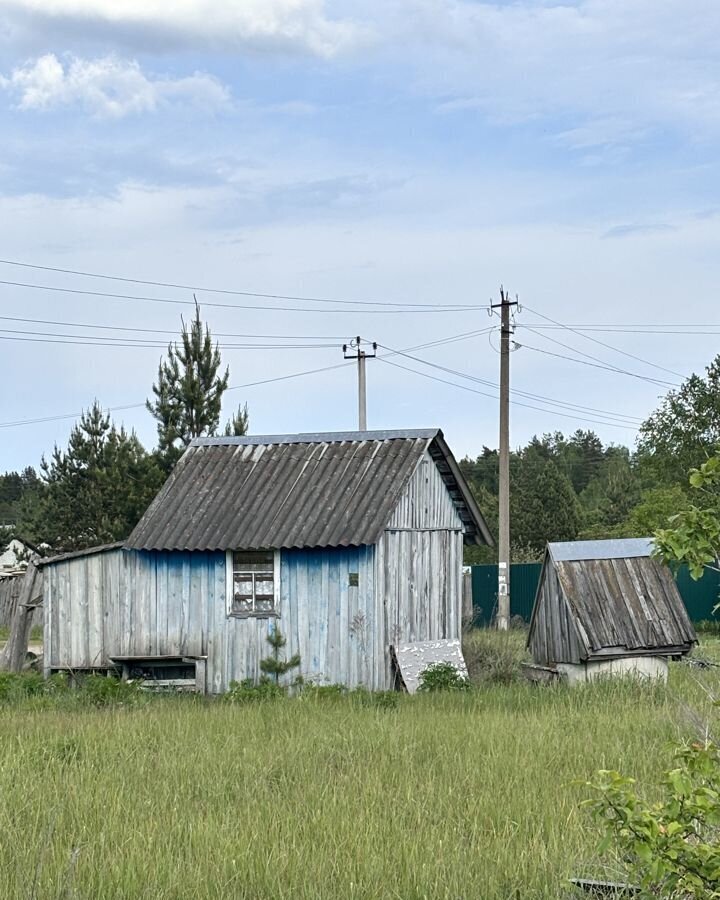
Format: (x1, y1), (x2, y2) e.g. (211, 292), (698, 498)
(461, 354), (720, 563)
(1, 304), (248, 552)
(2, 307), (719, 562)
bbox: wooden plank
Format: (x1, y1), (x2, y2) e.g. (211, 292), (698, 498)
(43, 569), (52, 677)
(0, 563), (40, 672)
(186, 554), (202, 657)
(180, 553), (191, 656)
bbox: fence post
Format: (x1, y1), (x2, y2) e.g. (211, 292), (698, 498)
(0, 561), (41, 673)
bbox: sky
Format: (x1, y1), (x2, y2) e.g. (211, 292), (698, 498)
(1, 0), (719, 472)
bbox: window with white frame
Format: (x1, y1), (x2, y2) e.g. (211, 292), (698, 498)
(229, 551), (276, 615)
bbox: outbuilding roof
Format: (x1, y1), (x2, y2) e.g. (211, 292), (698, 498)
(549, 537), (654, 562)
(529, 538), (696, 663)
(127, 429), (492, 551)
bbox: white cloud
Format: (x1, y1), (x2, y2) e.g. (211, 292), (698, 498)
(0, 53), (230, 117)
(0, 0), (362, 57)
(372, 0), (720, 140)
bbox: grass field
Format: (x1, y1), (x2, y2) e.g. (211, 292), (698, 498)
(1, 631), (719, 900)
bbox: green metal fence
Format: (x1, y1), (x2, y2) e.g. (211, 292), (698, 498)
(471, 563), (720, 626)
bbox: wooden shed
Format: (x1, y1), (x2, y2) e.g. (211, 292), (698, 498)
(527, 538), (696, 684)
(41, 429), (492, 692)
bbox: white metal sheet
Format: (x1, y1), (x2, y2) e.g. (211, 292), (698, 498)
(393, 639), (468, 693)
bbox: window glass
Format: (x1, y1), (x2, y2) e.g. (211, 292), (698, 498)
(231, 551), (274, 615)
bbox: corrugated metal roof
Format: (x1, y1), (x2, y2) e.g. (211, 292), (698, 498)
(551, 554), (696, 656)
(549, 538), (654, 562)
(195, 429), (439, 447)
(127, 429), (492, 552)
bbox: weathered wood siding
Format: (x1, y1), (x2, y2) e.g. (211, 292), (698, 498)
(529, 564), (585, 666)
(44, 451), (469, 691)
(44, 546), (380, 691)
(44, 549), (125, 671)
(388, 452), (464, 530)
(279, 546), (378, 688)
(0, 575), (33, 629)
(379, 451), (465, 686)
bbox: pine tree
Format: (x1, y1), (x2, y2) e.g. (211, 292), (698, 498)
(510, 454), (580, 555)
(23, 402), (163, 551)
(259, 628), (301, 685)
(224, 402), (250, 437)
(147, 301), (248, 469)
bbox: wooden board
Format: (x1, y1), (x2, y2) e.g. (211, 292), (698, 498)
(392, 639), (467, 694)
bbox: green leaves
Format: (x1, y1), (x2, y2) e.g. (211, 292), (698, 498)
(636, 354), (720, 485)
(585, 742), (720, 899)
(654, 451), (720, 584)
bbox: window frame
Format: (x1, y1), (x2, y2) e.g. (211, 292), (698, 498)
(226, 549), (280, 618)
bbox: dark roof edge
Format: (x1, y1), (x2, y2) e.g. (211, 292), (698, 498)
(431, 432), (494, 547)
(37, 542), (125, 567)
(191, 428), (440, 448)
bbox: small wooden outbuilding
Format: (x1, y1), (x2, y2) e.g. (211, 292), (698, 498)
(527, 538), (696, 683)
(41, 429), (492, 692)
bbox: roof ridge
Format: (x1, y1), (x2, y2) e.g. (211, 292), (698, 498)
(191, 428), (441, 448)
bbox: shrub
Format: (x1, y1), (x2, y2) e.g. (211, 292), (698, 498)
(79, 674), (143, 707)
(418, 662), (471, 693)
(226, 677), (286, 704)
(0, 671), (68, 702)
(583, 741), (720, 898)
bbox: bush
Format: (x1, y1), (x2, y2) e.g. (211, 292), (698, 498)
(583, 741), (720, 898)
(418, 662), (471, 693)
(0, 671), (70, 703)
(79, 674), (143, 706)
(226, 677), (286, 704)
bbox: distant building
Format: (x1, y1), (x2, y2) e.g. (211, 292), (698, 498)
(527, 538), (696, 683)
(0, 536), (36, 574)
(41, 430), (492, 692)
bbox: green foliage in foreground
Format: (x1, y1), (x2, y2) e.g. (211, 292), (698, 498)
(418, 661), (471, 692)
(1, 638), (719, 899)
(0, 671), (144, 707)
(584, 741), (720, 898)
(655, 450), (720, 581)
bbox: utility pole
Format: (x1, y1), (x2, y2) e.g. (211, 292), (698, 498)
(491, 287), (518, 631)
(343, 336), (377, 430)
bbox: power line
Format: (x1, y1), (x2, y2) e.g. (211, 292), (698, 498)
(375, 342), (644, 425)
(0, 361), (355, 429)
(0, 313), (353, 341)
(0, 330), (338, 350)
(521, 305), (686, 380)
(0, 318), (494, 348)
(515, 325), (720, 334)
(517, 326), (680, 388)
(0, 327), (492, 430)
(0, 259), (479, 311)
(0, 278), (479, 316)
(517, 340), (680, 388)
(377, 357), (638, 431)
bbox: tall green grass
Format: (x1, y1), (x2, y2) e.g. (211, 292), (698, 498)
(0, 636), (718, 899)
